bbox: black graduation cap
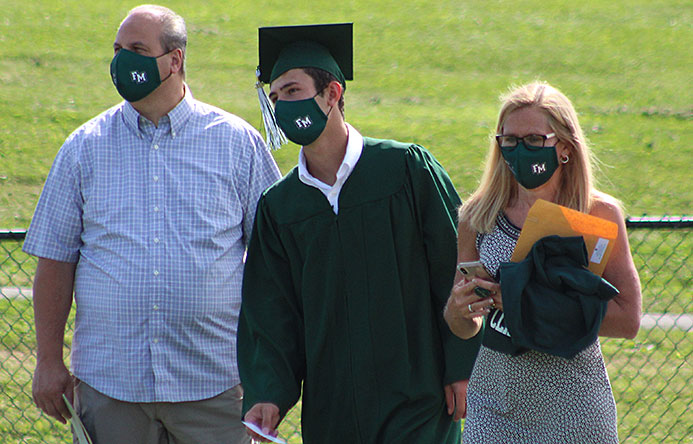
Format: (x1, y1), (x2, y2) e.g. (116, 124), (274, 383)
(257, 23), (353, 85)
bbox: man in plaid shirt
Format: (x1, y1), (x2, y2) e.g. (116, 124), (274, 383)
(23, 5), (280, 443)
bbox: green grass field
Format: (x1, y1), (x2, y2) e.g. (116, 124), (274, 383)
(1, 0), (691, 227)
(0, 0), (690, 442)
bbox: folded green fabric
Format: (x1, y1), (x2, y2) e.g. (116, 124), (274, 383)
(498, 235), (618, 358)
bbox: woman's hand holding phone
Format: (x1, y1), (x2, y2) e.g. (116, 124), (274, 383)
(456, 261), (503, 311)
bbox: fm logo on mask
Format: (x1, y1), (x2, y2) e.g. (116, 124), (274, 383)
(531, 163), (547, 175)
(130, 71), (148, 84)
(294, 116), (313, 129)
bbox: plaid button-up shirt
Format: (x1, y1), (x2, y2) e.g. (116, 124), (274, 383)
(24, 90), (281, 402)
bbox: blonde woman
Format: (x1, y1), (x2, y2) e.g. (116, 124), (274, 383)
(444, 82), (642, 443)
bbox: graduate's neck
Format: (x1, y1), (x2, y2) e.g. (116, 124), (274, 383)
(302, 117), (349, 186)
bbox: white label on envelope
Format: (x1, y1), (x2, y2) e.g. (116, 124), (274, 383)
(590, 238), (609, 264)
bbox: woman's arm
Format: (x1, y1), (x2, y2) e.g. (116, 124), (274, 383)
(591, 194), (642, 339)
(444, 217), (494, 339)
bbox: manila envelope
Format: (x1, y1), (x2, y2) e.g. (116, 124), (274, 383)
(511, 199), (618, 276)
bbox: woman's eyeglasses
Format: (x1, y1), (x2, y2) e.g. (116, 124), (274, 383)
(496, 133), (556, 149)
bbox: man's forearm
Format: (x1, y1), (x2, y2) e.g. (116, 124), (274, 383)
(33, 258), (76, 362)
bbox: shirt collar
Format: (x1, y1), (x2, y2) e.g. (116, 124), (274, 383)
(121, 84), (194, 139)
(298, 123), (363, 188)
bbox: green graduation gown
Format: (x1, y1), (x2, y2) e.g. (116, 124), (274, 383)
(238, 137), (482, 444)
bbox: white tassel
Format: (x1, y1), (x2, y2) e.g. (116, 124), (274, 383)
(256, 69), (287, 150)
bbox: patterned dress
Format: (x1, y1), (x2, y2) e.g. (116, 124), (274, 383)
(463, 213), (619, 444)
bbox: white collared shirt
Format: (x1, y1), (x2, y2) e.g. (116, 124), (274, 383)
(298, 123), (363, 214)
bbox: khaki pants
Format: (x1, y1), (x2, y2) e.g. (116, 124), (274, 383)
(74, 380), (251, 444)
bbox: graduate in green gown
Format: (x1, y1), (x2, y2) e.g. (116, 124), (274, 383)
(238, 23), (482, 444)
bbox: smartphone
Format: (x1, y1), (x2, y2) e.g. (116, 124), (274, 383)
(456, 260), (492, 280)
(457, 261), (494, 298)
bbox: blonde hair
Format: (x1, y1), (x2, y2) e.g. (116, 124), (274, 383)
(460, 82), (596, 233)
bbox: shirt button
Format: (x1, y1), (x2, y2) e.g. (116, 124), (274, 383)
(153, 304), (159, 310)
(153, 338), (159, 344)
(153, 270), (159, 276)
(153, 144), (159, 150)
(153, 175), (159, 182)
(154, 206), (160, 212)
(153, 237), (160, 243)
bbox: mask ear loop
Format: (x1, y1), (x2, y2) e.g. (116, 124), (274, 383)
(156, 49), (178, 84)
(159, 70), (174, 83)
(311, 86), (335, 119)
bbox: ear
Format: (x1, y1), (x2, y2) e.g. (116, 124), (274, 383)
(557, 140), (571, 158)
(325, 81), (343, 107)
(556, 142), (574, 166)
(169, 48), (184, 75)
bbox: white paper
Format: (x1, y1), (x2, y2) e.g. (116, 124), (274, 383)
(242, 421), (287, 444)
(62, 394), (94, 444)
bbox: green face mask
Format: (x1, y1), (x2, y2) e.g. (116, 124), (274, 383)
(274, 93), (329, 146)
(110, 49), (171, 102)
(501, 142), (559, 189)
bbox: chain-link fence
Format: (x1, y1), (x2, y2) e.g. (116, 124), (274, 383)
(1, 218), (691, 443)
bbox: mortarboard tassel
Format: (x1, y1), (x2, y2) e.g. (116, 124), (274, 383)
(256, 68), (287, 150)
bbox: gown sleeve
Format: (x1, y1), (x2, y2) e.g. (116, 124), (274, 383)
(237, 196), (306, 418)
(406, 145), (483, 382)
